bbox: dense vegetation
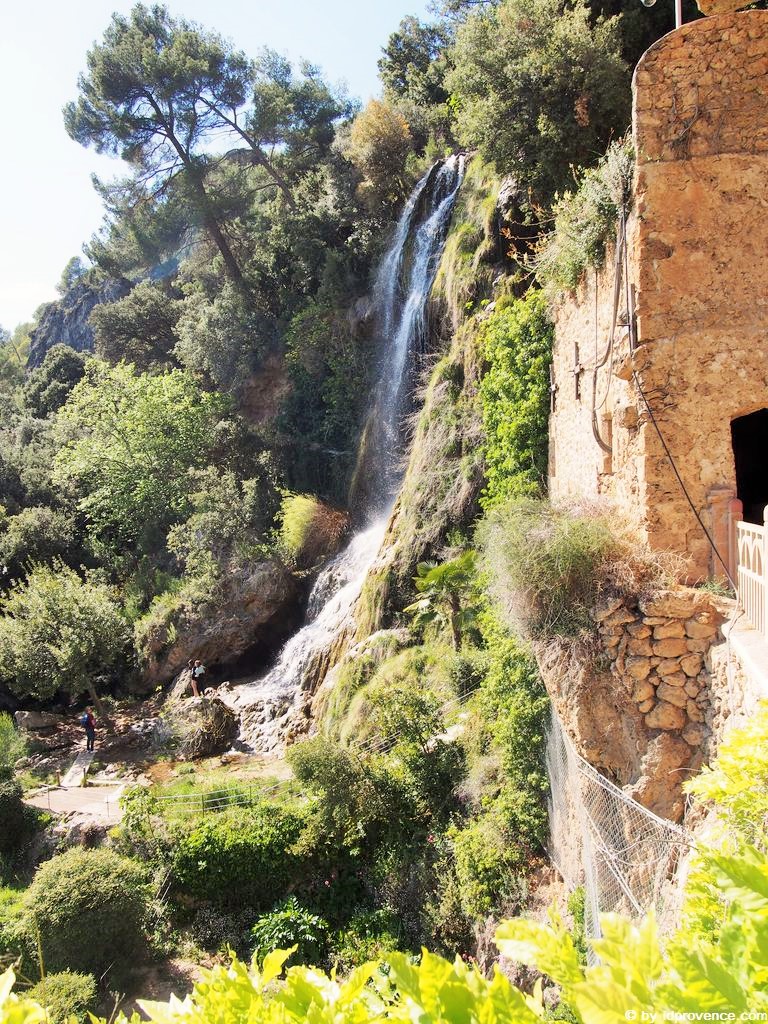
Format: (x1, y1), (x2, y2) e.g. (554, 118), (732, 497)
(0, 0), (714, 1016)
(4, 706), (768, 1020)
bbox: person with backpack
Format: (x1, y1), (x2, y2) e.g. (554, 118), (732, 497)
(79, 708), (96, 751)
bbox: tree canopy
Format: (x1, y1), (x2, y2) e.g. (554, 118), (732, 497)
(54, 362), (227, 555)
(0, 564), (130, 705)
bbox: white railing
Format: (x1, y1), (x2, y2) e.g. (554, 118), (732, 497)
(736, 514), (768, 638)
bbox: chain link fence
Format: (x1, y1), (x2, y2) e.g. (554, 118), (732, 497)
(546, 712), (690, 960)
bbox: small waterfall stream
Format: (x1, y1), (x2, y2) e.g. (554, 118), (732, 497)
(227, 155), (465, 752)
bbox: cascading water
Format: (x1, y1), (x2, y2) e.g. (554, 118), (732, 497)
(226, 155), (465, 752)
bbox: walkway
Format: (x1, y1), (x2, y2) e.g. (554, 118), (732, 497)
(60, 749), (95, 788)
(26, 783), (125, 822)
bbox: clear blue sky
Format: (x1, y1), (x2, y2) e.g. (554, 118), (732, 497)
(0, 0), (430, 330)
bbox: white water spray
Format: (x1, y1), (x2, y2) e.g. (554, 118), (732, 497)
(228, 156), (465, 751)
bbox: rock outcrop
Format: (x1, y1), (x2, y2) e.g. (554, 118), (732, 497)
(139, 560), (302, 687)
(162, 697), (238, 760)
(538, 586), (727, 821)
(28, 277), (132, 367)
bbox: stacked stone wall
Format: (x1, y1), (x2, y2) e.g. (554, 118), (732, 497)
(596, 588), (725, 750)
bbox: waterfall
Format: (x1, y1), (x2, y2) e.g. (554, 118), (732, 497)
(227, 156), (465, 752)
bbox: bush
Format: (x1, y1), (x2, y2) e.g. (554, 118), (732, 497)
(0, 713), (25, 776)
(0, 506), (79, 586)
(28, 971), (96, 1024)
(451, 812), (528, 919)
(22, 345), (87, 418)
(278, 494), (348, 568)
(20, 848), (150, 979)
(479, 294), (553, 509)
(478, 499), (617, 639)
(535, 137), (634, 291)
(250, 898), (329, 967)
(329, 909), (402, 974)
(0, 777), (38, 879)
(171, 805), (306, 912)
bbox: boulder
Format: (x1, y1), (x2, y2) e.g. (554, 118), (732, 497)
(140, 560), (302, 686)
(163, 697), (237, 760)
(15, 710), (65, 732)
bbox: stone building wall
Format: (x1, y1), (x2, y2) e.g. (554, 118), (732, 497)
(548, 10), (768, 580)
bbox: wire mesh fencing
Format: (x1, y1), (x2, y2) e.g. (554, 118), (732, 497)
(546, 711), (690, 960)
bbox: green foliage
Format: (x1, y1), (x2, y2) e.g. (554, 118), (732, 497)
(404, 551), (480, 649)
(171, 804), (306, 911)
(450, 810), (527, 918)
(19, 847), (150, 980)
(54, 362), (227, 556)
(478, 499), (616, 638)
(567, 886), (588, 966)
(447, 0), (630, 209)
(27, 971), (96, 1024)
(479, 293), (553, 508)
(91, 280), (181, 371)
(174, 282), (273, 394)
(344, 100), (415, 212)
(535, 137), (634, 291)
(22, 345), (87, 419)
(0, 506), (79, 587)
(0, 777), (38, 880)
(278, 494), (348, 569)
(0, 715), (26, 778)
(0, 564), (130, 703)
(684, 702), (768, 848)
(250, 898), (329, 967)
(496, 845), (768, 1018)
(279, 299), (374, 503)
(329, 909), (402, 974)
(3, 843), (768, 1022)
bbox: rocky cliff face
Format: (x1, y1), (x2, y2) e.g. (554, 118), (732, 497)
(28, 277), (132, 368)
(139, 560), (303, 687)
(538, 586), (727, 821)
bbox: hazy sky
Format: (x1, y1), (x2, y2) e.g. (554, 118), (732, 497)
(0, 0), (430, 329)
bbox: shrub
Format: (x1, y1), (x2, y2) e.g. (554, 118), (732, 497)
(0, 777), (38, 880)
(3, 844), (768, 1020)
(478, 499), (617, 639)
(0, 713), (25, 777)
(28, 971), (96, 1024)
(250, 898), (329, 967)
(0, 563), (131, 705)
(479, 294), (553, 509)
(329, 909), (402, 974)
(278, 494), (348, 568)
(171, 805), (306, 911)
(0, 506), (79, 587)
(19, 848), (150, 979)
(22, 344), (87, 418)
(535, 137), (634, 291)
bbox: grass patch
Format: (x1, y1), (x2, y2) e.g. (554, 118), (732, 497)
(478, 499), (682, 641)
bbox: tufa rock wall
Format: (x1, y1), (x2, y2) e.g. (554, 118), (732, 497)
(549, 11), (768, 580)
(538, 586), (726, 821)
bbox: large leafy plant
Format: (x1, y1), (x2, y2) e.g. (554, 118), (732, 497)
(2, 843), (767, 1023)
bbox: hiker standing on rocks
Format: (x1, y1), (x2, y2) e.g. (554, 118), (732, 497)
(80, 707), (96, 752)
(192, 659), (206, 694)
(187, 658), (200, 698)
